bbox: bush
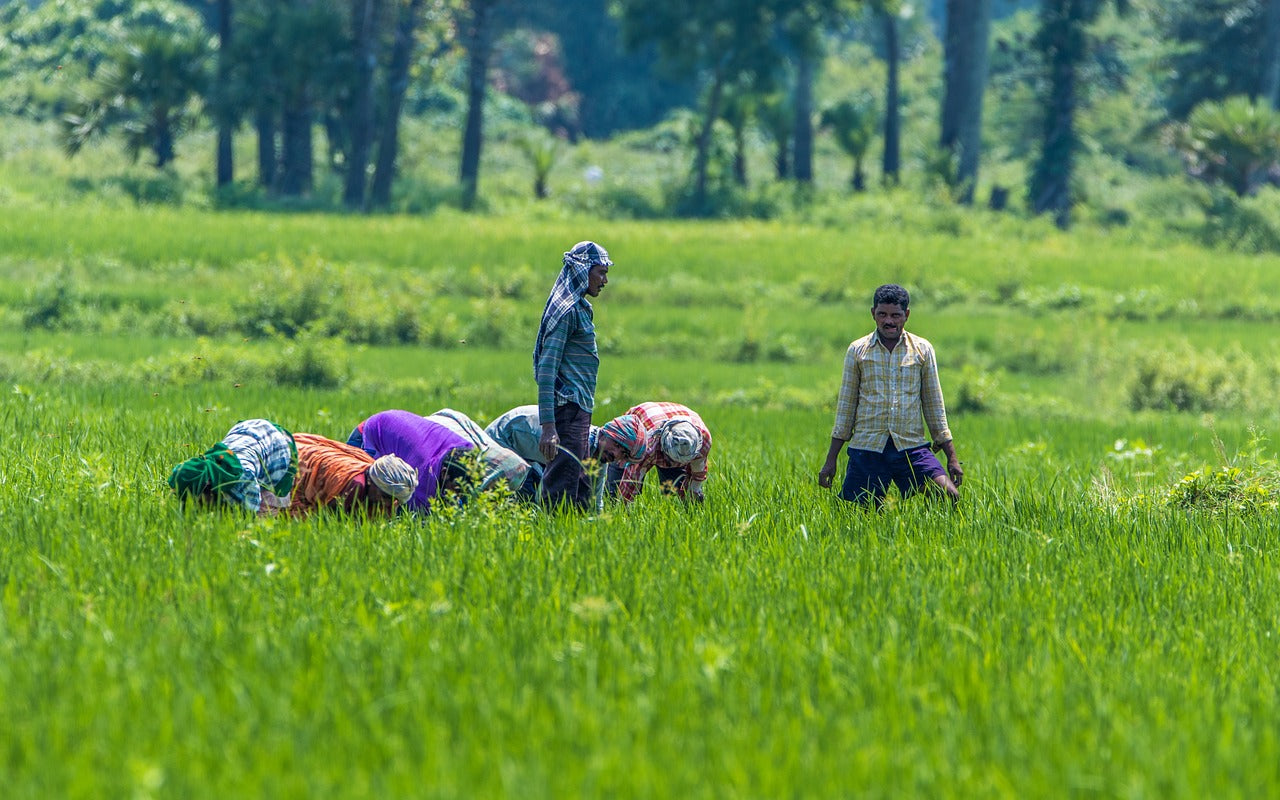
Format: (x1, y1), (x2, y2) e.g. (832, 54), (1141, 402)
(22, 269), (77, 329)
(948, 364), (1000, 413)
(1198, 190), (1280, 253)
(1129, 345), (1270, 413)
(1164, 432), (1280, 513)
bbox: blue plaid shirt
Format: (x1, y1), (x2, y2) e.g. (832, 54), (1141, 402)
(534, 303), (598, 424)
(220, 419), (298, 513)
(486, 405), (601, 467)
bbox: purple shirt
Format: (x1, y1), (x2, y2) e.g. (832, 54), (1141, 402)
(359, 410), (473, 512)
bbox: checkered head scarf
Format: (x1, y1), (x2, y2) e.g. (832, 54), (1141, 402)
(598, 414), (649, 462)
(659, 419), (701, 464)
(367, 454), (418, 503)
(532, 241), (612, 375)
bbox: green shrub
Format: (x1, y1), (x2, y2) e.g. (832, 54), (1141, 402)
(1129, 345), (1268, 413)
(22, 269), (77, 329)
(1164, 432), (1280, 513)
(948, 364), (1000, 413)
(1198, 190), (1280, 254)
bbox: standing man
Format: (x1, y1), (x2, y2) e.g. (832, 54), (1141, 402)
(818, 283), (964, 506)
(533, 240), (612, 510)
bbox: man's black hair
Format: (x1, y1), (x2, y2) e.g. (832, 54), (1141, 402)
(872, 283), (910, 309)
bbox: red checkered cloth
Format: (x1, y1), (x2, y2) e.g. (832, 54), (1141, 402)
(616, 402), (711, 502)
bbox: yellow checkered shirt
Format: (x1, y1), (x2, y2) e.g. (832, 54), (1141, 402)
(831, 330), (953, 452)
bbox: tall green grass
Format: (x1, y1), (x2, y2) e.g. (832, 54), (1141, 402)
(2, 197), (1280, 797)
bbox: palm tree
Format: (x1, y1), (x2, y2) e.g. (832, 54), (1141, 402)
(821, 97), (878, 191)
(63, 29), (209, 168)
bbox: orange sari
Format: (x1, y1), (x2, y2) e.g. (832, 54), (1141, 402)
(291, 433), (375, 517)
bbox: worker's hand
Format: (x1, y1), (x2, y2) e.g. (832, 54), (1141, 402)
(947, 456), (964, 487)
(818, 459), (837, 489)
(539, 427), (560, 462)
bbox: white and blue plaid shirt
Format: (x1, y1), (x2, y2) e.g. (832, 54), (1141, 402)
(220, 419), (297, 512)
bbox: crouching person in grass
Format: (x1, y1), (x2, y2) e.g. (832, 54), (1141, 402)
(817, 283), (964, 507)
(486, 404), (649, 471)
(347, 409), (477, 514)
(427, 408), (540, 501)
(289, 433), (417, 517)
(607, 402), (711, 503)
(168, 418), (298, 513)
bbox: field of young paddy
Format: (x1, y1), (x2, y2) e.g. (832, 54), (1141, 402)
(2, 205), (1279, 798)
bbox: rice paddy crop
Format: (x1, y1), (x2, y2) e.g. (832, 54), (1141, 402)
(2, 202), (1279, 798)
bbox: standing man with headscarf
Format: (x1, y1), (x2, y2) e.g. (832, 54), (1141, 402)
(608, 402), (712, 503)
(533, 240), (613, 510)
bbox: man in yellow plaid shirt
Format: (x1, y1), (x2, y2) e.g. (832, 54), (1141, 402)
(818, 284), (964, 506)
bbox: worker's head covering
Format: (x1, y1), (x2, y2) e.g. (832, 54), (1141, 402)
(598, 414), (649, 461)
(168, 443), (244, 498)
(659, 419), (701, 464)
(533, 240), (612, 375)
(366, 454), (418, 503)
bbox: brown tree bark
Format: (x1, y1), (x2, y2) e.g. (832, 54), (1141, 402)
(940, 0), (992, 204)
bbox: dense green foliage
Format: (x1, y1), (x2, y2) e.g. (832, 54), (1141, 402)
(3, 186), (1280, 796)
(6, 0), (1280, 229)
(3, 7), (1280, 791)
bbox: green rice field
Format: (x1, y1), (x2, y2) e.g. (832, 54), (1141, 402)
(3, 201), (1280, 798)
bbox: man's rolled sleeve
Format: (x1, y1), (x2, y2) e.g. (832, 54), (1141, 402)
(919, 344), (952, 444)
(830, 344), (862, 441)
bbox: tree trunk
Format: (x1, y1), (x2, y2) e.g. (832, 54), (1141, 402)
(344, 0), (379, 209)
(256, 109), (278, 190)
(1262, 0), (1280, 109)
(775, 139), (790, 180)
(940, 0), (992, 204)
(793, 49), (814, 183)
(215, 0), (233, 187)
(370, 0), (426, 209)
(732, 122), (747, 186)
(1030, 1), (1079, 229)
(154, 113), (175, 168)
(852, 158), (865, 192)
(882, 10), (900, 185)
(280, 102), (313, 196)
(693, 61), (727, 213)
(460, 0), (497, 210)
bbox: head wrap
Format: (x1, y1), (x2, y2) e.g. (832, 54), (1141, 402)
(367, 454), (419, 503)
(168, 443), (244, 498)
(532, 241), (612, 375)
(598, 414), (649, 461)
(659, 419), (702, 464)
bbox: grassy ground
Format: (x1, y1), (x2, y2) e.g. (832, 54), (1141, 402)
(2, 182), (1280, 797)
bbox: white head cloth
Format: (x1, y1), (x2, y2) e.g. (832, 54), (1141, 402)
(367, 454), (419, 503)
(659, 419), (701, 464)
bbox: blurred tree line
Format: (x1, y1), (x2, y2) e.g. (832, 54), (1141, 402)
(2, 0), (1280, 228)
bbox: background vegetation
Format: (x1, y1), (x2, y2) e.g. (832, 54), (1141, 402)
(3, 1), (1280, 797)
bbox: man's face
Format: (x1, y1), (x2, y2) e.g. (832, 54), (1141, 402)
(597, 436), (627, 464)
(586, 262), (609, 297)
(872, 303), (909, 340)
